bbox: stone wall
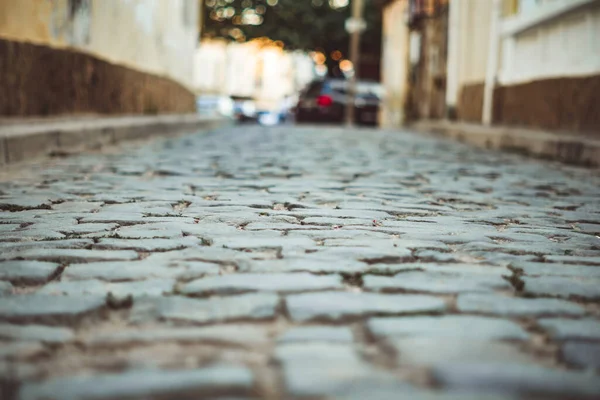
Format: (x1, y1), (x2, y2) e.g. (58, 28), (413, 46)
(493, 75), (600, 136)
(457, 82), (484, 123)
(0, 39), (195, 117)
(457, 76), (600, 136)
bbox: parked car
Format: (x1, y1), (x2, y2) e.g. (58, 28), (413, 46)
(195, 95), (234, 118)
(294, 79), (382, 126)
(231, 96), (258, 123)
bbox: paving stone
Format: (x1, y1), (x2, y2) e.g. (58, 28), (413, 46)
(431, 363), (600, 398)
(538, 318), (600, 340)
(0, 280), (13, 295)
(0, 294), (105, 322)
(243, 257), (367, 273)
(114, 224), (184, 239)
(522, 276), (600, 299)
(336, 387), (514, 400)
(511, 261), (600, 277)
(544, 255), (600, 265)
(0, 228), (66, 241)
(78, 213), (147, 224)
(0, 323), (74, 343)
(0, 261), (59, 285)
(561, 342), (600, 369)
(364, 271), (510, 294)
(218, 236), (316, 250)
(58, 223), (118, 235)
(286, 292), (446, 321)
(38, 278), (175, 297)
(276, 342), (405, 397)
(19, 365), (255, 400)
(180, 272), (343, 295)
(51, 201), (104, 212)
(94, 237), (201, 252)
(457, 293), (585, 316)
(86, 324), (269, 347)
(0, 197), (51, 211)
(0, 239), (93, 252)
(131, 293), (279, 324)
(0, 223), (21, 232)
(66, 259), (220, 281)
(278, 326), (353, 343)
(391, 338), (536, 366)
(368, 316), (529, 340)
(0, 341), (47, 360)
(7, 249), (139, 263)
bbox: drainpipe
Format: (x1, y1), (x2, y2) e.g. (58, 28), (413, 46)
(482, 0), (502, 126)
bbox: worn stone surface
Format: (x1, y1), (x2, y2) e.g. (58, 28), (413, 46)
(364, 271), (510, 293)
(538, 318), (600, 340)
(86, 324), (269, 347)
(369, 316), (529, 340)
(0, 280), (13, 295)
(276, 342), (404, 397)
(0, 261), (60, 285)
(38, 278), (175, 297)
(286, 292), (446, 321)
(457, 293), (586, 316)
(179, 272), (343, 295)
(130, 293), (279, 324)
(0, 323), (74, 343)
(0, 124), (599, 397)
(278, 326), (354, 343)
(431, 363), (600, 398)
(561, 342), (600, 369)
(0, 294), (105, 322)
(19, 365), (255, 400)
(522, 275), (600, 300)
(391, 338), (536, 366)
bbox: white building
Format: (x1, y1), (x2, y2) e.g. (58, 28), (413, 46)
(193, 39), (316, 110)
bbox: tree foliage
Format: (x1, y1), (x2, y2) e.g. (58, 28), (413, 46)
(203, 0), (381, 59)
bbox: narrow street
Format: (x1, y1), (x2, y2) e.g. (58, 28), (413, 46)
(1, 125), (600, 400)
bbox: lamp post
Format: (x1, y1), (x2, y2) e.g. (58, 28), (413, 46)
(345, 0), (366, 127)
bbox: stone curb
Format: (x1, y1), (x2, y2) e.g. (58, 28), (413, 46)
(411, 120), (600, 168)
(0, 114), (229, 166)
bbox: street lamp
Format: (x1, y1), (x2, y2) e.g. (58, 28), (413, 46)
(344, 0), (366, 127)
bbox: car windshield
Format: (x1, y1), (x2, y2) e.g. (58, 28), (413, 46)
(326, 80), (383, 99)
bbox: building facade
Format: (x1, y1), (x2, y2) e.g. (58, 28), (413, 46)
(0, 0), (201, 116)
(194, 38), (316, 111)
(381, 0), (600, 135)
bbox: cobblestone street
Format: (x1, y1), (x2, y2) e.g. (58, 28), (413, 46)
(1, 125), (600, 399)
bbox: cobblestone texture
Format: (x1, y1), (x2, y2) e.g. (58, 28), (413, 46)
(0, 125), (599, 399)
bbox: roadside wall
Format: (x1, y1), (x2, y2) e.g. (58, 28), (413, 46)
(0, 0), (199, 116)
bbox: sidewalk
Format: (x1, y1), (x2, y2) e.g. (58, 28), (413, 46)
(0, 114), (228, 166)
(411, 120), (600, 168)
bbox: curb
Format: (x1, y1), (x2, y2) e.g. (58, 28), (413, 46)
(0, 114), (228, 166)
(411, 120), (600, 168)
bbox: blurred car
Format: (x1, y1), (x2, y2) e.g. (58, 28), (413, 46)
(294, 79), (382, 126)
(231, 96), (258, 123)
(257, 96), (297, 126)
(195, 95), (234, 118)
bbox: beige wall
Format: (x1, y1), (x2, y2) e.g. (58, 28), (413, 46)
(456, 0), (492, 86)
(380, 0), (410, 128)
(0, 0), (199, 87)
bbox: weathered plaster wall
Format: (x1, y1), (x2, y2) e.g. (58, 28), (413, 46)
(0, 0), (199, 87)
(380, 0), (410, 128)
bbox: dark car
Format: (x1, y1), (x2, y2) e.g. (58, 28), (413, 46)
(231, 96), (258, 123)
(294, 79), (382, 126)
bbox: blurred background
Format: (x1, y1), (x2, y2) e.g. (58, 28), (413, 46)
(1, 0), (599, 133)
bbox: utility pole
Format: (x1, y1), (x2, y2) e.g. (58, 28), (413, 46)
(345, 0), (365, 127)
